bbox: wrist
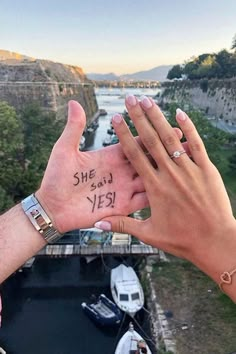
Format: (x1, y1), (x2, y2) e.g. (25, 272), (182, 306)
(26, 191), (63, 241)
(191, 219), (236, 302)
(34, 189), (60, 230)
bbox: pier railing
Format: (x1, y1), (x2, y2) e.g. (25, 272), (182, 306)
(37, 243), (159, 257)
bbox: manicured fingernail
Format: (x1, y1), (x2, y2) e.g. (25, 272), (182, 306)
(113, 114), (123, 124)
(141, 95), (153, 109)
(126, 94), (137, 106)
(94, 221), (112, 231)
(176, 108), (187, 121)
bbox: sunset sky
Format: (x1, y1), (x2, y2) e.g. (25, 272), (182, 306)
(1, 0), (236, 74)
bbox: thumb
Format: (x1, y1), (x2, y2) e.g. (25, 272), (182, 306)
(59, 100), (86, 148)
(94, 216), (146, 237)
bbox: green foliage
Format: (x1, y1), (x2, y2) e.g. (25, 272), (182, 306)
(18, 102), (64, 196)
(0, 101), (64, 211)
(231, 33), (236, 50)
(229, 152), (236, 173)
(0, 102), (23, 202)
(169, 47), (236, 80)
(167, 65), (183, 80)
(166, 103), (229, 167)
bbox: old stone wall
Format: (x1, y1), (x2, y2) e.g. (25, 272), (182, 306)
(160, 79), (236, 124)
(0, 60), (98, 125)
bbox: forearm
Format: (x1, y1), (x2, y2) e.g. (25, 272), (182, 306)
(192, 220), (236, 302)
(0, 203), (46, 283)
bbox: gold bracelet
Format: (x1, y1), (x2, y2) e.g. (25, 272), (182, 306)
(219, 268), (236, 292)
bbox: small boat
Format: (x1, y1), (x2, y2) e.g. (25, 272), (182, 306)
(103, 135), (112, 146)
(107, 128), (114, 135)
(110, 135), (119, 145)
(99, 108), (108, 116)
(115, 322), (152, 354)
(81, 294), (122, 326)
(111, 264), (144, 317)
(0, 348), (6, 354)
(23, 257), (35, 268)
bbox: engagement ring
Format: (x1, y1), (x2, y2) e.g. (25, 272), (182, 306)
(170, 150), (186, 159)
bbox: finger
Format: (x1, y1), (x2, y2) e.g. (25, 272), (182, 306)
(58, 100), (86, 149)
(140, 96), (189, 166)
(125, 94), (170, 167)
(94, 215), (147, 238)
(112, 114), (157, 188)
(176, 109), (210, 167)
(174, 127), (183, 140)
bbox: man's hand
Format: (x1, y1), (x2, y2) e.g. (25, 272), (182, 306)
(36, 101), (148, 233)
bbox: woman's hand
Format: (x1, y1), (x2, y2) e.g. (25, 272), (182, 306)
(95, 95), (236, 299)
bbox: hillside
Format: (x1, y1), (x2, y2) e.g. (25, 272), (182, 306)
(87, 65), (173, 82)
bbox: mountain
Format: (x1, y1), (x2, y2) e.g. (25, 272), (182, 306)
(87, 65), (173, 82)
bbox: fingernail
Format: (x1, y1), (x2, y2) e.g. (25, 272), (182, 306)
(94, 221), (112, 231)
(113, 114), (123, 124)
(141, 95), (153, 109)
(126, 94), (137, 106)
(176, 108), (187, 121)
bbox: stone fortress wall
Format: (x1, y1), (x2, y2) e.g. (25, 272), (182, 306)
(0, 55), (98, 125)
(159, 79), (236, 125)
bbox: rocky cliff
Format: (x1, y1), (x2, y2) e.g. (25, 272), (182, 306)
(0, 50), (98, 124)
(159, 79), (236, 125)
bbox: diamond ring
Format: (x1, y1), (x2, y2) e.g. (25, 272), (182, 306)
(170, 150), (186, 159)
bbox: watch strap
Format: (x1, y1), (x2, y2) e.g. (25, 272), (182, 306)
(21, 194), (62, 244)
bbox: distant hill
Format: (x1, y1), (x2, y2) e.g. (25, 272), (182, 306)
(0, 49), (35, 63)
(87, 65), (173, 82)
(87, 72), (119, 81)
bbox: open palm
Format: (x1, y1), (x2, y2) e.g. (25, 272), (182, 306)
(36, 101), (147, 233)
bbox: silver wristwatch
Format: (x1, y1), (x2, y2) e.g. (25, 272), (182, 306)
(21, 194), (62, 243)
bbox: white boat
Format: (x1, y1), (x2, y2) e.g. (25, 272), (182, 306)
(115, 322), (152, 354)
(111, 264), (144, 317)
(0, 348), (6, 354)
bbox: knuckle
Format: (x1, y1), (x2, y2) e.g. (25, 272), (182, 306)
(189, 140), (203, 152)
(118, 218), (125, 234)
(133, 110), (145, 121)
(163, 134), (177, 146)
(142, 133), (158, 149)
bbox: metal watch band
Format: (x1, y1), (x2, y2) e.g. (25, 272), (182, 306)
(21, 194), (62, 244)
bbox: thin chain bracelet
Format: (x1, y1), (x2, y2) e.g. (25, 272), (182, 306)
(219, 268), (236, 292)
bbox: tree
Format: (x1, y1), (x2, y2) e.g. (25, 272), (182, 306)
(0, 101), (23, 204)
(231, 34), (236, 50)
(167, 65), (183, 80)
(18, 102), (64, 197)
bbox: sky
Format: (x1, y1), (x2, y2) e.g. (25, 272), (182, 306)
(0, 0), (236, 75)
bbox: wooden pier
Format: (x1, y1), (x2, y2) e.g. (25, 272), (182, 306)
(37, 244), (159, 257)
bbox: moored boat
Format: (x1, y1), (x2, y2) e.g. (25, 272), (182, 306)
(81, 294), (122, 326)
(111, 264), (144, 317)
(114, 322), (152, 354)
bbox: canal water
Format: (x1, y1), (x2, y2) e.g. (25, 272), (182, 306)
(0, 88), (158, 354)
